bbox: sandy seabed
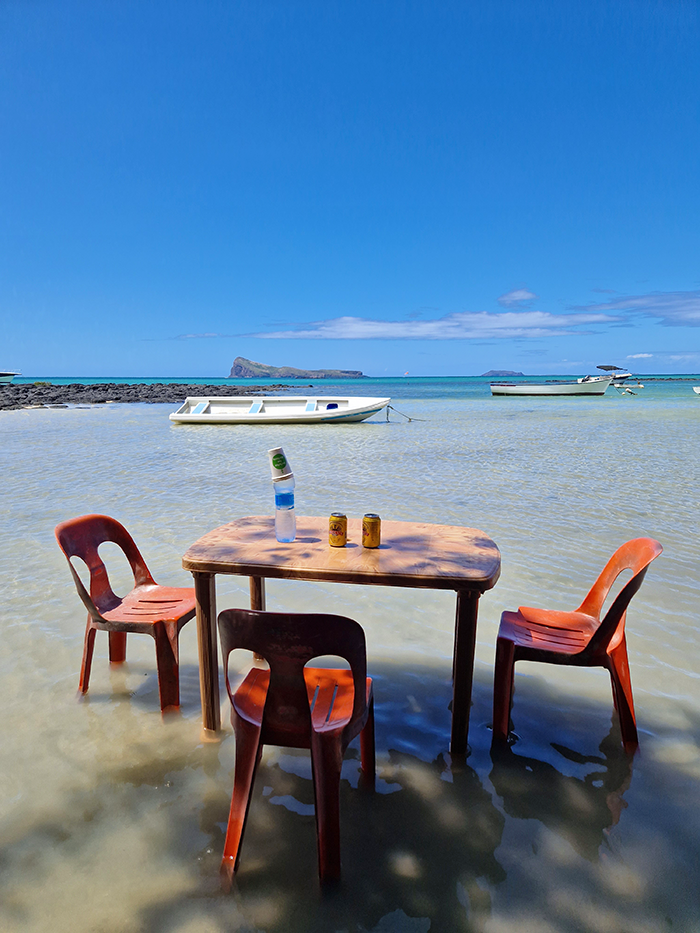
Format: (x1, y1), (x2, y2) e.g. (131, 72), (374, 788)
(1, 390), (699, 932)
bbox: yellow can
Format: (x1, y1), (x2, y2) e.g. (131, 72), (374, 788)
(329, 513), (347, 547)
(362, 513), (381, 548)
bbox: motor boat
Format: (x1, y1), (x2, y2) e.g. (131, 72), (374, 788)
(490, 376), (613, 396)
(170, 395), (391, 424)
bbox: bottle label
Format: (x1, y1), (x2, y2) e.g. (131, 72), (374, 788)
(274, 489), (295, 510)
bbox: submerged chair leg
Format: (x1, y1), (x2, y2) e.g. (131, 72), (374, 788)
(221, 716), (264, 890)
(79, 617), (97, 694)
(360, 697), (376, 788)
(310, 733), (343, 883)
(153, 622), (180, 712)
(492, 637), (516, 743)
(607, 639), (638, 752)
(108, 631), (127, 664)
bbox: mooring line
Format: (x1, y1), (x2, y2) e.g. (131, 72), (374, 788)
(386, 404), (425, 422)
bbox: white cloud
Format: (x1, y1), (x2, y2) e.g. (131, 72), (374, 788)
(497, 288), (538, 307)
(627, 353), (653, 359)
(250, 309), (617, 341)
(576, 290), (700, 326)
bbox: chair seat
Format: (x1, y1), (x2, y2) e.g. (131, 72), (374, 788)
(491, 537), (662, 752)
(55, 513), (197, 713)
(217, 608), (376, 885)
(101, 584), (196, 626)
(499, 606), (599, 655)
(234, 667), (373, 734)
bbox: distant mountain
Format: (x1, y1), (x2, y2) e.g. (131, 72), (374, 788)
(481, 370), (524, 377)
(229, 356), (366, 379)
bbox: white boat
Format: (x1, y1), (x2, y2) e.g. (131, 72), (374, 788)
(490, 375), (613, 396)
(169, 395), (391, 424)
(0, 371), (21, 384)
(693, 387), (700, 395)
(594, 364), (645, 388)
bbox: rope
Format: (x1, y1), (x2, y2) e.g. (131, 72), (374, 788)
(386, 404), (425, 422)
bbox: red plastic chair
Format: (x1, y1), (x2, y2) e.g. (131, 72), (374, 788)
(492, 537), (662, 752)
(217, 607), (376, 886)
(55, 514), (196, 712)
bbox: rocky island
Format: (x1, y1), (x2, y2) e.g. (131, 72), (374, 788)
(229, 356), (366, 379)
(481, 370), (525, 377)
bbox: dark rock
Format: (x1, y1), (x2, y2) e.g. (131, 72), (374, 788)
(0, 383), (292, 411)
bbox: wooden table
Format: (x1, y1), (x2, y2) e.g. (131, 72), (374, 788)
(182, 516), (500, 756)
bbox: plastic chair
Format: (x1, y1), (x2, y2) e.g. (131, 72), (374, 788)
(217, 607), (376, 886)
(492, 538), (662, 752)
(55, 514), (196, 712)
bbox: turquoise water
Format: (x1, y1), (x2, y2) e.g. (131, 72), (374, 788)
(1, 381), (699, 931)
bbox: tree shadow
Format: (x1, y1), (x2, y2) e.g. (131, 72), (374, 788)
(1, 661), (700, 933)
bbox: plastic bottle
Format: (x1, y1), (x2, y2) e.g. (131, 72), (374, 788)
(268, 446), (296, 543)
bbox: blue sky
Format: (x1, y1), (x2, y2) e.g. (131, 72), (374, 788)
(2, 0), (699, 377)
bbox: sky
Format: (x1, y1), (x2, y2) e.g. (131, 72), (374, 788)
(1, 0), (699, 377)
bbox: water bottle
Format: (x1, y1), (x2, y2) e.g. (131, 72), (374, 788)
(273, 475), (296, 542)
(268, 446), (296, 543)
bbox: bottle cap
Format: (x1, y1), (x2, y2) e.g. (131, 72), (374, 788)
(268, 446), (294, 482)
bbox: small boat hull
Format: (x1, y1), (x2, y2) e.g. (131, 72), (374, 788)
(0, 371), (21, 384)
(693, 387), (700, 395)
(490, 376), (613, 396)
(169, 396), (391, 424)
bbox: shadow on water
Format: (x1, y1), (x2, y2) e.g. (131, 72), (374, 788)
(2, 661), (700, 932)
(489, 729), (633, 862)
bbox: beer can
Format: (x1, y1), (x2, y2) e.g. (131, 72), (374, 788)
(329, 512), (347, 547)
(362, 513), (381, 548)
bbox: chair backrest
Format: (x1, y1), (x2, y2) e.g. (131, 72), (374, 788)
(55, 514), (155, 618)
(218, 608), (368, 744)
(577, 538), (662, 655)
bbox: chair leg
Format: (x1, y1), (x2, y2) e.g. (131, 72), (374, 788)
(492, 636), (516, 744)
(310, 733), (343, 883)
(360, 696), (376, 788)
(607, 639), (638, 752)
(79, 617), (97, 694)
(221, 716), (263, 890)
(153, 622), (180, 711)
(109, 631), (127, 664)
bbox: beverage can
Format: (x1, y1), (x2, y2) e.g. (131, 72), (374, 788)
(329, 513), (347, 547)
(362, 513), (381, 548)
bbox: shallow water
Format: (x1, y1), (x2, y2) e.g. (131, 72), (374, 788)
(1, 382), (699, 932)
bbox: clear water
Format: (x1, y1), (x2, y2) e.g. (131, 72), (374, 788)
(1, 378), (699, 932)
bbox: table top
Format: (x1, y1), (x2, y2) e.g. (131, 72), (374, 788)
(182, 516), (501, 592)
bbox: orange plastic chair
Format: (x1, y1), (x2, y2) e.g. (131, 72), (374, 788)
(55, 514), (196, 712)
(217, 607), (376, 886)
(492, 538), (662, 752)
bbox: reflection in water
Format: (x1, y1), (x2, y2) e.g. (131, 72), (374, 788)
(205, 746), (506, 932)
(489, 724), (633, 861)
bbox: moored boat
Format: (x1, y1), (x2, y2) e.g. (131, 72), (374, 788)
(0, 371), (21, 384)
(169, 395), (391, 424)
(490, 375), (613, 396)
(693, 387), (700, 395)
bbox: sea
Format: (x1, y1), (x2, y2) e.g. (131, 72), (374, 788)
(2, 374), (699, 933)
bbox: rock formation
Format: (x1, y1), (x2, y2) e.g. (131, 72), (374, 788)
(229, 357), (365, 379)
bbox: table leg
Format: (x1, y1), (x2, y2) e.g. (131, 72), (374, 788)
(450, 589), (479, 757)
(193, 571), (220, 735)
(249, 576), (266, 610)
